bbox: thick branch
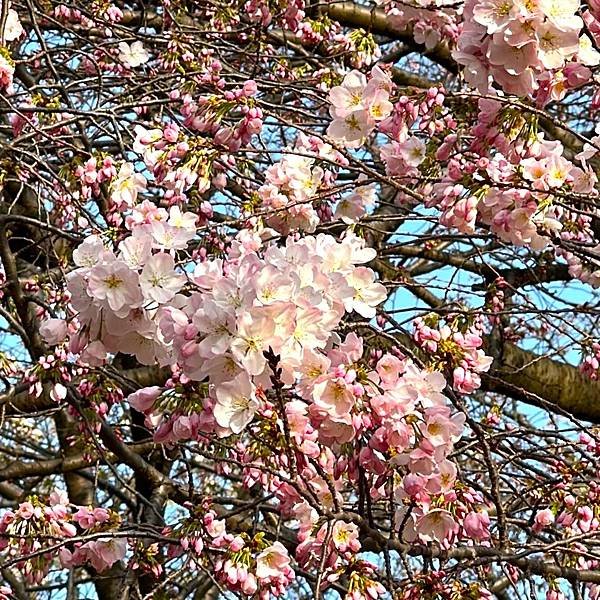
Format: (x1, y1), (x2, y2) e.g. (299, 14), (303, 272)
(0, 441), (154, 483)
(484, 342), (600, 423)
(322, 1), (457, 73)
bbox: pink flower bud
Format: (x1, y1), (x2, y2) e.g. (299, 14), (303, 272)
(533, 508), (555, 531)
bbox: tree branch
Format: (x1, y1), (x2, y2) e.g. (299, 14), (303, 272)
(322, 1), (457, 73)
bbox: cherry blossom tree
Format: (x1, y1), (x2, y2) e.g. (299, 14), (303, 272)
(1, 0), (600, 598)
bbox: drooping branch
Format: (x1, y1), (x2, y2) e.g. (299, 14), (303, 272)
(0, 365), (169, 415)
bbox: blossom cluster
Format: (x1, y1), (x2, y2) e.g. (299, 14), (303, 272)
(132, 123), (216, 206)
(529, 437), (600, 558)
(579, 342), (600, 379)
(429, 99), (596, 255)
(581, 341), (600, 380)
(326, 69), (452, 198)
(257, 134), (348, 233)
(326, 66), (394, 147)
(130, 230), (387, 441)
(179, 79), (263, 153)
(296, 521), (385, 600)
(41, 204), (198, 366)
(129, 326), (485, 565)
(0, 491), (297, 598)
(72, 154), (118, 203)
(214, 536), (294, 597)
(413, 313), (493, 394)
(244, 0), (304, 31)
(220, 337), (488, 592)
(275, 340), (491, 587)
(168, 506), (294, 598)
(317, 36), (600, 298)
(0, 491), (124, 584)
(386, 1), (461, 51)
(399, 571), (494, 600)
(454, 0), (600, 99)
(0, 49), (14, 93)
(0, 2), (23, 93)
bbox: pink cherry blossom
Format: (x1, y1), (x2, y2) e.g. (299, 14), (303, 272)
(87, 260), (143, 312)
(139, 253), (185, 304)
(213, 372), (259, 434)
(255, 541), (291, 580)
